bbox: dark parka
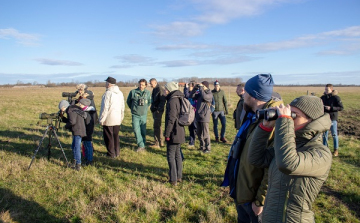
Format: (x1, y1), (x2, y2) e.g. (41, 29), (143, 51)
(211, 89), (228, 113)
(150, 84), (166, 113)
(320, 90), (344, 121)
(164, 90), (186, 144)
(233, 95), (244, 130)
(189, 86), (213, 123)
(63, 105), (87, 137)
(248, 114), (332, 223)
(83, 106), (96, 141)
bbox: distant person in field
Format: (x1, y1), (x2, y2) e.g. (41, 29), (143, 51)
(321, 84), (344, 157)
(183, 81), (198, 148)
(233, 83), (245, 130)
(189, 81), (213, 153)
(164, 82), (185, 186)
(99, 77), (125, 158)
(248, 96), (332, 222)
(212, 80), (228, 143)
(149, 78), (166, 148)
(127, 79), (152, 152)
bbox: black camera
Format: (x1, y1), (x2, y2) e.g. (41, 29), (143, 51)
(138, 98), (145, 106)
(256, 108), (296, 121)
(62, 92), (77, 98)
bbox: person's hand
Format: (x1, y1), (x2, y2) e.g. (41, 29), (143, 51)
(324, 105), (330, 110)
(262, 118), (276, 128)
(185, 83), (189, 88)
(252, 202), (263, 216)
(276, 103), (291, 117)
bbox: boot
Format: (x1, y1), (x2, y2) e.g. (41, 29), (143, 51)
(220, 137), (227, 143)
(333, 150), (339, 157)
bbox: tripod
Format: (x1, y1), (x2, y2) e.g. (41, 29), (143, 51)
(28, 122), (69, 170)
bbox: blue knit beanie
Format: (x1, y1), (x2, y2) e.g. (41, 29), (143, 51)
(245, 74), (274, 102)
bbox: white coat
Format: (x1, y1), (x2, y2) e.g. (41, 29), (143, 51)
(99, 85), (125, 126)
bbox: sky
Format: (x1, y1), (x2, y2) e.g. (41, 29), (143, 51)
(1, 0), (360, 85)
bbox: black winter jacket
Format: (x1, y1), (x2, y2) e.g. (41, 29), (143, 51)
(150, 84), (166, 113)
(165, 90), (185, 144)
(320, 90), (344, 121)
(63, 105), (87, 137)
(83, 106), (96, 141)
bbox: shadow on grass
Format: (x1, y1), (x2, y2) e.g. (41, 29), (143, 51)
(0, 187), (69, 223)
(321, 185), (360, 219)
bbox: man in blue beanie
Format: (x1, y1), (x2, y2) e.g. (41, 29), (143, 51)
(221, 74), (282, 222)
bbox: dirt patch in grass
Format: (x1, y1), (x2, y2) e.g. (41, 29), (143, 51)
(338, 109), (360, 140)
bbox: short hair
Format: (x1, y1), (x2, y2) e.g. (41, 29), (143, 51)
(149, 78), (157, 83)
(325, 84), (333, 89)
(76, 84), (87, 91)
(139, 78), (147, 85)
(237, 83), (245, 87)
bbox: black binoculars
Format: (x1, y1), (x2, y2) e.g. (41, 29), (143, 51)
(256, 108), (296, 121)
(138, 98), (145, 106)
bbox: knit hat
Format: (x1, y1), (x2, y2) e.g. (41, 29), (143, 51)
(245, 74), (274, 102)
(214, 80), (220, 85)
(105, 76), (116, 84)
(79, 98), (91, 106)
(201, 81), (210, 89)
(165, 81), (179, 92)
(58, 100), (70, 110)
(290, 95), (324, 120)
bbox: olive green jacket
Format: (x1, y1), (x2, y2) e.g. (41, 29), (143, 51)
(248, 114), (332, 223)
(126, 88), (151, 116)
(235, 99), (283, 206)
(211, 89), (228, 113)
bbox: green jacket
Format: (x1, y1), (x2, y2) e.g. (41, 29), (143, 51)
(211, 89), (228, 113)
(248, 114), (332, 223)
(235, 99), (282, 206)
(126, 88), (151, 116)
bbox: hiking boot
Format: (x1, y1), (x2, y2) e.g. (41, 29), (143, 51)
(215, 137), (219, 142)
(220, 137), (227, 143)
(203, 149), (211, 154)
(333, 150), (339, 157)
(136, 147), (146, 152)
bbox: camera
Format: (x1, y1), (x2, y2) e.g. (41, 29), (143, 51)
(62, 91), (78, 104)
(256, 108), (296, 121)
(138, 98), (145, 106)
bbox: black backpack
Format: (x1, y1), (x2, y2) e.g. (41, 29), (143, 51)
(177, 97), (195, 126)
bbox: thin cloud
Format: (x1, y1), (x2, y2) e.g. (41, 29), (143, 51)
(115, 54), (155, 64)
(159, 55), (256, 67)
(0, 28), (40, 46)
(35, 58), (83, 66)
(109, 65), (133, 69)
(150, 22), (206, 37)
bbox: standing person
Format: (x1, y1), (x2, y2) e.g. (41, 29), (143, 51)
(164, 82), (185, 185)
(149, 78), (166, 148)
(75, 84), (98, 117)
(99, 77), (125, 158)
(321, 84), (344, 156)
(211, 80), (228, 143)
(59, 99), (87, 171)
(79, 98), (96, 166)
(248, 96), (332, 222)
(127, 79), (152, 152)
(184, 81), (197, 148)
(221, 74), (282, 222)
(233, 84), (245, 130)
(189, 81), (213, 153)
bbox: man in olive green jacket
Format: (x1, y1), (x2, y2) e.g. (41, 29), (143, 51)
(248, 96), (332, 223)
(127, 79), (152, 152)
(211, 80), (228, 143)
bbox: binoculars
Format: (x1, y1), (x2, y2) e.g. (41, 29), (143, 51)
(256, 108), (296, 121)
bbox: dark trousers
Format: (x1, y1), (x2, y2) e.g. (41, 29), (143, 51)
(166, 143), (183, 182)
(197, 121), (210, 151)
(188, 120), (197, 145)
(103, 125), (120, 158)
(236, 202), (262, 223)
(152, 111), (164, 146)
(212, 111), (226, 139)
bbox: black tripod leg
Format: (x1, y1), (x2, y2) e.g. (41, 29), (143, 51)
(52, 128), (70, 167)
(28, 126), (50, 170)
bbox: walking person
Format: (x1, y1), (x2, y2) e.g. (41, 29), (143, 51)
(149, 78), (166, 148)
(164, 82), (185, 186)
(321, 84), (344, 156)
(184, 81), (197, 148)
(127, 79), (152, 152)
(233, 83), (245, 130)
(211, 80), (228, 143)
(189, 81), (213, 153)
(99, 77), (125, 158)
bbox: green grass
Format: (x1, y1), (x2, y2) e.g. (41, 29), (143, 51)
(0, 86), (359, 222)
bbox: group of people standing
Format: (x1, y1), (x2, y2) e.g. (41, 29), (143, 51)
(57, 74), (343, 222)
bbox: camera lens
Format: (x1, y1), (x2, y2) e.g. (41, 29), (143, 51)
(265, 109), (278, 121)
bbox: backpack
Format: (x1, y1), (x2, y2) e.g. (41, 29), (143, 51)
(177, 97), (195, 126)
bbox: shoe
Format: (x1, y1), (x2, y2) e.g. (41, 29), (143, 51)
(71, 163), (81, 171)
(136, 147), (146, 152)
(177, 178), (182, 183)
(215, 137), (219, 142)
(220, 137), (227, 143)
(203, 149), (210, 154)
(150, 144), (160, 149)
(197, 147), (204, 151)
(170, 181), (177, 186)
(333, 150), (339, 157)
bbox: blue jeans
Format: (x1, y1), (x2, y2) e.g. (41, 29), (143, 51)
(212, 111), (226, 139)
(71, 135), (82, 165)
(83, 140), (93, 163)
(236, 202), (262, 223)
(323, 120), (339, 150)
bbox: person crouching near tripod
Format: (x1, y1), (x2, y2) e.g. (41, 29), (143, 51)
(58, 99), (87, 171)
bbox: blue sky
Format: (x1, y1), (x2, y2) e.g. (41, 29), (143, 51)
(1, 0), (359, 85)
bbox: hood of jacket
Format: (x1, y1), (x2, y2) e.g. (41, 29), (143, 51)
(295, 113), (331, 145)
(107, 85), (121, 94)
(166, 90), (184, 100)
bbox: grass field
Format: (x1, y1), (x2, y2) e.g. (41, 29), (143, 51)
(0, 86), (359, 223)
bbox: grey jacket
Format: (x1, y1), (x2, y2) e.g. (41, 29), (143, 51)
(189, 86), (213, 122)
(248, 114), (332, 223)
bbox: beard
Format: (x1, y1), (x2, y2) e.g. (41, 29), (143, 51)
(243, 101), (253, 112)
